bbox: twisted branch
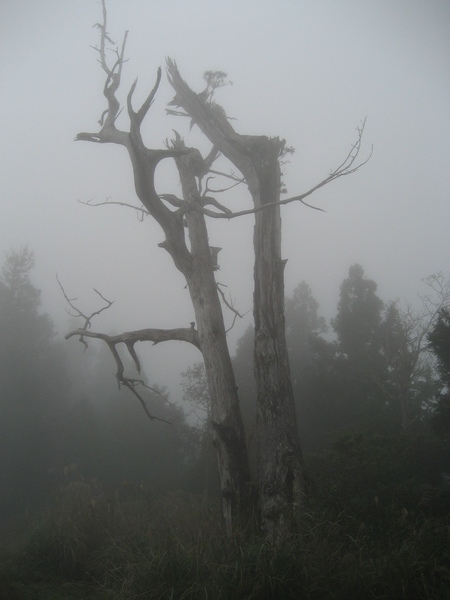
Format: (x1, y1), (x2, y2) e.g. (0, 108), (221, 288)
(178, 120), (371, 220)
(59, 276), (199, 423)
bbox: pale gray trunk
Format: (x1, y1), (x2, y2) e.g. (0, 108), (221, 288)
(166, 62), (305, 541)
(249, 139), (305, 542)
(175, 148), (251, 534)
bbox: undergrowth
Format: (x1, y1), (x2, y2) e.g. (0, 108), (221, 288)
(1, 438), (450, 600)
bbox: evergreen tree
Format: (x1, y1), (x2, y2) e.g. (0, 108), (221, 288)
(285, 282), (327, 369)
(331, 265), (390, 432)
(0, 248), (68, 517)
(428, 308), (450, 435)
(379, 301), (437, 431)
(333, 266), (439, 433)
(333, 264), (384, 369)
(284, 283), (335, 450)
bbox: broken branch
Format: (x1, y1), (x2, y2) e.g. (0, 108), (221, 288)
(174, 120), (371, 220)
(57, 275), (113, 333)
(79, 197), (150, 217)
(216, 282), (248, 333)
(59, 277), (200, 422)
(118, 379), (173, 424)
(65, 326), (200, 355)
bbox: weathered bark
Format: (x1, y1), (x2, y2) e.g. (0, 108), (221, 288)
(251, 140), (305, 542)
(167, 61), (305, 541)
(174, 142), (252, 533)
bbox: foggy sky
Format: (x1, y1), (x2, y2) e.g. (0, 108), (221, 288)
(1, 0), (449, 401)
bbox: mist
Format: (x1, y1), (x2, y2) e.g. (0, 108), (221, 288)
(1, 2), (450, 595)
(1, 0), (448, 403)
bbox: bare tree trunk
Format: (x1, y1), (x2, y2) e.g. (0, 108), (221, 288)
(174, 145), (252, 533)
(72, 7), (367, 539)
(167, 63), (305, 541)
(250, 139), (305, 542)
(72, 9), (252, 534)
(187, 266), (251, 533)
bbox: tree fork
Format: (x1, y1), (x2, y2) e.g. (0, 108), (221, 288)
(72, 3), (252, 535)
(167, 64), (306, 540)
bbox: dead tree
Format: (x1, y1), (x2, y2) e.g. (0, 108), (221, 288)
(70, 1), (370, 541)
(166, 61), (369, 543)
(71, 2), (251, 536)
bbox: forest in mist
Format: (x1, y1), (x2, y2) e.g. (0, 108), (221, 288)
(1, 246), (449, 599)
(1, 0), (449, 596)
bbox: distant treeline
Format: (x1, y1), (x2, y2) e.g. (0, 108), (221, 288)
(1, 249), (449, 524)
(233, 265), (450, 455)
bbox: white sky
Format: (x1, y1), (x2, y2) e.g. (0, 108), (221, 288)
(1, 0), (449, 401)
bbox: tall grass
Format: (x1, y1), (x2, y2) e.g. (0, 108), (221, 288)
(2, 474), (449, 600)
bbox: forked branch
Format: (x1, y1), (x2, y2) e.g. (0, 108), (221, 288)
(216, 282), (248, 333)
(185, 119), (371, 220)
(77, 0), (129, 145)
(76, 5), (193, 272)
(57, 275), (113, 340)
(59, 277), (200, 422)
(281, 118), (372, 207)
(167, 58), (371, 218)
(119, 379), (172, 424)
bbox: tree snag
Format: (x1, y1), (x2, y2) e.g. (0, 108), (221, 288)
(167, 59), (369, 542)
(71, 1), (251, 536)
(70, 1), (369, 542)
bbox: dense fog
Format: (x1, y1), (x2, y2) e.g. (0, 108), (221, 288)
(1, 248), (449, 516)
(1, 1), (449, 597)
(1, 0), (449, 403)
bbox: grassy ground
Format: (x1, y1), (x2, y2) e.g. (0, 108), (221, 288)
(1, 477), (449, 600)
